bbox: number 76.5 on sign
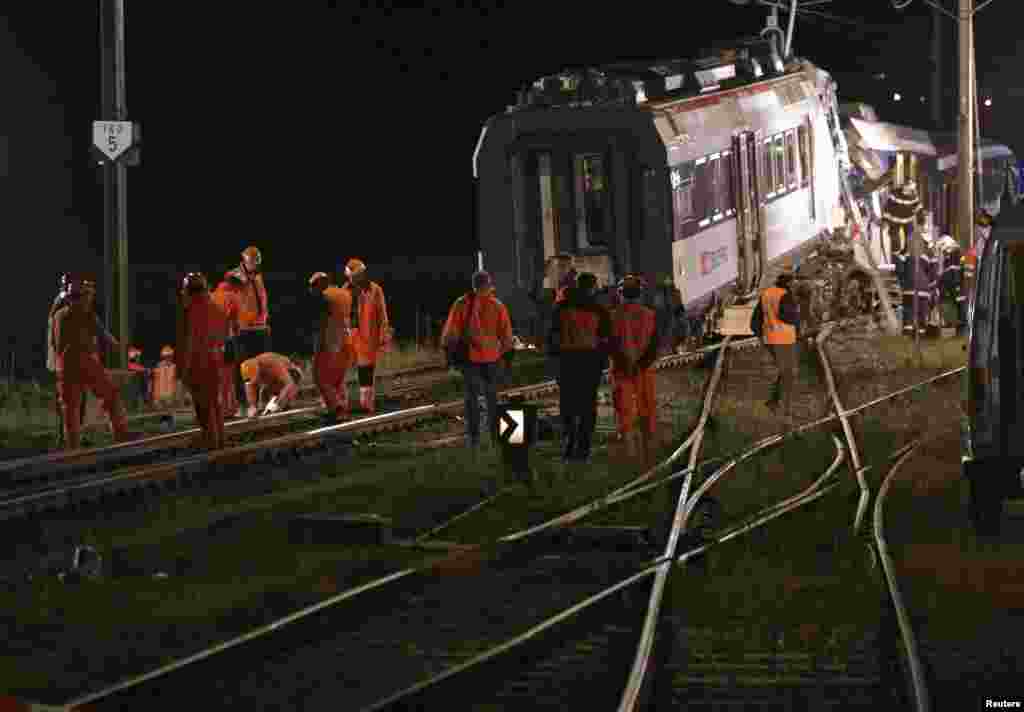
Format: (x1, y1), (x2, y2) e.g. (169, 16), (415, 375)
(92, 120), (135, 161)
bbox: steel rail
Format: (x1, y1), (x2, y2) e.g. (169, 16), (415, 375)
(360, 452), (852, 712)
(873, 439), (931, 712)
(2, 314), (866, 479)
(617, 337), (733, 711)
(47, 347), (741, 709)
(815, 323), (869, 534)
(54, 356), (943, 711)
(0, 365), (457, 477)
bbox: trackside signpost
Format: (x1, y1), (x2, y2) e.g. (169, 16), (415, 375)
(92, 120), (135, 162)
(496, 395), (537, 482)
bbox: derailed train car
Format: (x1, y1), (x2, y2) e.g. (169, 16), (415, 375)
(473, 38), (875, 343)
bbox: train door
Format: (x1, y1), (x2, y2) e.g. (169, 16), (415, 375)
(732, 130), (765, 295)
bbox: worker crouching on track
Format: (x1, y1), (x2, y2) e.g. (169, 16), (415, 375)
(178, 273), (229, 450)
(211, 271), (244, 417)
(51, 274), (132, 449)
(442, 270), (514, 452)
(239, 352), (302, 418)
(751, 270), (801, 429)
(610, 275), (660, 464)
(547, 272), (612, 464)
(342, 258), (390, 414)
(309, 271), (356, 425)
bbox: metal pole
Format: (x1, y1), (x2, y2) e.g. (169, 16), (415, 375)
(957, 0), (975, 256)
(930, 3), (943, 129)
(971, 20), (984, 209)
(783, 0), (798, 58)
(911, 225), (921, 358)
(100, 0), (129, 370)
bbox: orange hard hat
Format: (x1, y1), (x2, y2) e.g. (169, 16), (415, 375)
(241, 246), (262, 266)
(240, 358), (259, 384)
(160, 345), (174, 359)
(344, 258), (366, 278)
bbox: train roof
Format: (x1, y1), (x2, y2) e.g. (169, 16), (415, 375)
(507, 37), (806, 113)
(847, 117), (1015, 166)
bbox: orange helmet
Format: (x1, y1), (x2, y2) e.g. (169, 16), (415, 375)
(240, 358), (260, 384)
(160, 345), (174, 359)
(241, 246), (262, 267)
(344, 258), (366, 279)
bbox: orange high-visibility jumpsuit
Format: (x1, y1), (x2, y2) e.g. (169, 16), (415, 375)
(241, 352), (300, 412)
(341, 280), (389, 413)
(179, 292), (230, 450)
(611, 302), (658, 437)
(52, 305), (128, 449)
(314, 285), (356, 419)
(150, 358), (178, 408)
(211, 280), (242, 416)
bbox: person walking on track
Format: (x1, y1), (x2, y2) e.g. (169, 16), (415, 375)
(341, 258), (390, 415)
(178, 272), (230, 450)
(230, 246), (271, 416)
(751, 269), (801, 429)
(610, 274), (660, 464)
(211, 271), (243, 417)
(308, 271), (356, 425)
(442, 270), (514, 452)
(51, 274), (133, 450)
(547, 272), (612, 464)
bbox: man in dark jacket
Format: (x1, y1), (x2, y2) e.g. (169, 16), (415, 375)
(547, 272), (613, 463)
(751, 271), (801, 425)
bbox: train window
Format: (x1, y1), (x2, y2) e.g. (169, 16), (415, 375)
(709, 153), (724, 220)
(773, 134), (785, 193)
(694, 156), (712, 228)
(785, 131), (797, 190)
(797, 125), (810, 187)
(761, 137), (774, 198)
(536, 153), (559, 262)
(671, 161), (696, 239)
(573, 153), (610, 248)
(722, 149), (734, 217)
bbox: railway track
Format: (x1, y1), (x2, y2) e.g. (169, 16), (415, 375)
(0, 316), (809, 523)
(11, 319), (967, 711)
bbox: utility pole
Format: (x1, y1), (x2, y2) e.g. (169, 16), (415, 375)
(930, 3), (943, 129)
(100, 0), (130, 369)
(957, 0), (974, 256)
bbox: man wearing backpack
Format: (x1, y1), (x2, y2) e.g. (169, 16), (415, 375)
(442, 271), (513, 452)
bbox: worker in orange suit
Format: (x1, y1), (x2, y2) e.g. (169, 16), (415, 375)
(308, 271), (356, 425)
(177, 272), (229, 450)
(547, 272), (612, 463)
(442, 270), (514, 451)
(51, 274), (132, 450)
(150, 345), (178, 408)
(341, 258), (390, 414)
(211, 271), (243, 417)
(239, 352), (303, 418)
(230, 246), (271, 416)
(610, 274), (660, 463)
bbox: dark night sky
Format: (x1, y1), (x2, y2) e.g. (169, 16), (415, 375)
(2, 1), (1021, 373)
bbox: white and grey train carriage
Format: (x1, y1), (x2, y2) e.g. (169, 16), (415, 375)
(472, 38), (872, 342)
